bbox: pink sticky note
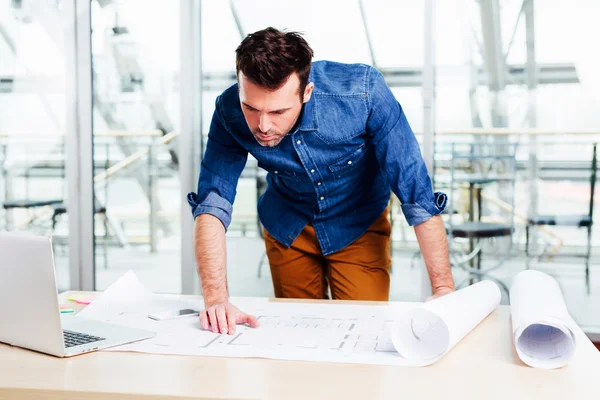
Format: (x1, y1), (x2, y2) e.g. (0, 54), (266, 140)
(73, 297), (94, 305)
(68, 295), (95, 305)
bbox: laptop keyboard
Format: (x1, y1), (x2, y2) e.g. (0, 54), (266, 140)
(63, 330), (105, 348)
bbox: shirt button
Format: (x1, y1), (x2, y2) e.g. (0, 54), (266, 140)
(348, 161), (352, 165)
(297, 140), (302, 144)
(317, 182), (322, 186)
(310, 169), (315, 173)
(320, 196), (325, 201)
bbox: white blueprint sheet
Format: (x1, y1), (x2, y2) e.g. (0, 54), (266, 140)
(77, 272), (500, 366)
(391, 280), (501, 364)
(510, 270), (576, 369)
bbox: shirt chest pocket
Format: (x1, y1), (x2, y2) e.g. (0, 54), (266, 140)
(258, 162), (300, 182)
(328, 143), (368, 179)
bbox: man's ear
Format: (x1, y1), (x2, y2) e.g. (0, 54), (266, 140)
(303, 82), (315, 103)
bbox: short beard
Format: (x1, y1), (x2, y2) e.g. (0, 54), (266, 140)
(252, 128), (287, 147)
(253, 132), (285, 147)
(251, 113), (300, 147)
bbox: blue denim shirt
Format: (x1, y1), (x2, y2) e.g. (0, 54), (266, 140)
(187, 61), (447, 255)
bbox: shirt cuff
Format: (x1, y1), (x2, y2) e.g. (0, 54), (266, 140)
(186, 191), (233, 230)
(400, 192), (448, 226)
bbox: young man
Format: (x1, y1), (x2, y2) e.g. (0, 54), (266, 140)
(187, 27), (454, 335)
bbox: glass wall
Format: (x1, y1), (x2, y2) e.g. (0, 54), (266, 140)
(2, 0), (598, 333)
(90, 0), (182, 293)
(0, 0), (70, 290)
(431, 0), (600, 332)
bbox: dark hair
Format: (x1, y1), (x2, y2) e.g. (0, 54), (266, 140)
(235, 27), (314, 101)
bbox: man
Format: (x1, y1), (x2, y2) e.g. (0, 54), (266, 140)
(187, 27), (454, 335)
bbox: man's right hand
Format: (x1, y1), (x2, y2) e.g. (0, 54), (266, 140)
(199, 302), (260, 335)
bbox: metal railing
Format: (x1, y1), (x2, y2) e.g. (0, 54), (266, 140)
(2, 128), (600, 259)
(0, 130), (177, 251)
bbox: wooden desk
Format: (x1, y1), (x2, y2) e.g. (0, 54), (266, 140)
(1, 292), (599, 400)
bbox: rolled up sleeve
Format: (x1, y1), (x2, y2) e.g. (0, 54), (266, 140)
(187, 191), (234, 229)
(367, 67), (447, 226)
(400, 191), (448, 226)
(186, 96), (248, 231)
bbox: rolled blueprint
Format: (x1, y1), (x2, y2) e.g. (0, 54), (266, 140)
(509, 270), (576, 369)
(391, 280), (501, 366)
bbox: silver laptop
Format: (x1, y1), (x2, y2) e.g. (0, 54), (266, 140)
(0, 232), (155, 357)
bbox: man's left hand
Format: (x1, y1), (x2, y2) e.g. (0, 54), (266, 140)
(426, 286), (455, 302)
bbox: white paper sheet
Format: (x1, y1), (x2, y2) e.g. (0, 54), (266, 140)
(78, 271), (202, 321)
(509, 270), (576, 369)
(79, 272), (500, 366)
(391, 280), (501, 365)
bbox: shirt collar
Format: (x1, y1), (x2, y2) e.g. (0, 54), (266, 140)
(296, 96), (318, 132)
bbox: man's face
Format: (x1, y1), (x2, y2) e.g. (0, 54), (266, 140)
(238, 72), (313, 147)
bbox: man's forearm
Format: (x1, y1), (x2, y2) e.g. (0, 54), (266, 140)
(194, 214), (228, 305)
(413, 215), (455, 292)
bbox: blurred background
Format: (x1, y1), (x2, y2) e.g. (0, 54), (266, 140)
(1, 0), (599, 339)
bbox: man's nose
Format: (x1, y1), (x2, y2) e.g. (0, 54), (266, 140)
(258, 113), (272, 133)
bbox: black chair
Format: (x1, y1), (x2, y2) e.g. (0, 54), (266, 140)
(525, 143), (597, 293)
(51, 198), (110, 270)
(2, 199), (63, 230)
(446, 142), (519, 293)
(3, 199), (63, 210)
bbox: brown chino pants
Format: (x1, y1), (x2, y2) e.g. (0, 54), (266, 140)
(263, 208), (391, 301)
